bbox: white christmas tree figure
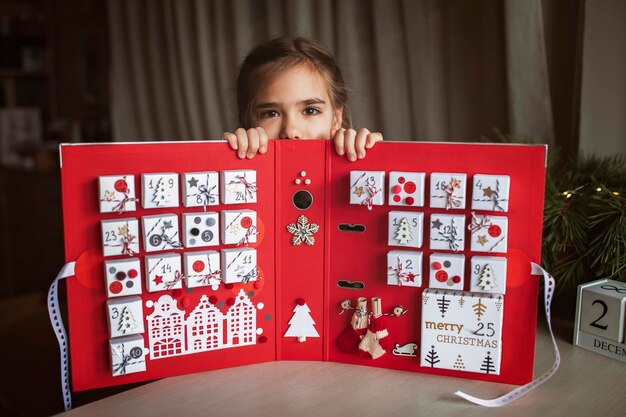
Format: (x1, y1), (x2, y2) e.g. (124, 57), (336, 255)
(394, 218), (413, 244)
(284, 299), (320, 342)
(118, 306), (137, 334)
(477, 264), (497, 291)
(152, 178), (168, 206)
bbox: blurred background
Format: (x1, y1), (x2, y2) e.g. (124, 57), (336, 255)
(0, 0), (624, 415)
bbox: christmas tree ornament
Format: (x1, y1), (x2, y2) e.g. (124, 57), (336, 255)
(104, 258), (142, 298)
(471, 174), (510, 212)
(106, 296), (145, 338)
(183, 250), (221, 289)
(142, 214), (183, 252)
(429, 253), (465, 290)
(182, 171), (219, 210)
(145, 253), (183, 292)
(429, 213), (465, 251)
(468, 212), (508, 253)
(388, 171), (425, 207)
(98, 175), (138, 213)
(101, 218), (140, 257)
(284, 298), (320, 342)
(221, 169), (258, 204)
(286, 215), (319, 246)
(337, 297), (368, 353)
(430, 173), (467, 209)
(388, 211), (424, 248)
(182, 212), (219, 248)
(141, 173), (179, 209)
(387, 250), (422, 287)
(470, 256), (507, 294)
(358, 297), (390, 359)
(110, 335), (148, 376)
(221, 247), (258, 284)
(349, 170), (385, 209)
(221, 210), (258, 245)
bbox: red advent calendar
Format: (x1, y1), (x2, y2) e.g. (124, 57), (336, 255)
(58, 140), (546, 392)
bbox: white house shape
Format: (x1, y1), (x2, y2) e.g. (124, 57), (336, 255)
(186, 294), (224, 353)
(146, 295), (185, 359)
(226, 289), (256, 347)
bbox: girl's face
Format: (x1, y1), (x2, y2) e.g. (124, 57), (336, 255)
(253, 64), (343, 140)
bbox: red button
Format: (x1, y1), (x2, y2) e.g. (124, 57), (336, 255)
(225, 283), (234, 290)
(405, 196), (415, 205)
(393, 195), (401, 203)
(181, 297), (190, 308)
(254, 281), (263, 289)
(241, 216), (252, 229)
(452, 275), (461, 284)
(209, 296), (218, 305)
(192, 260), (205, 272)
(172, 289), (182, 298)
(404, 181), (416, 193)
(296, 297), (306, 306)
(435, 270), (448, 282)
(488, 225), (502, 237)
(114, 179), (128, 192)
(227, 297), (236, 306)
(398, 177), (406, 184)
(259, 336), (268, 343)
(109, 281), (123, 294)
(432, 262), (442, 270)
(391, 185), (402, 194)
(128, 269), (138, 278)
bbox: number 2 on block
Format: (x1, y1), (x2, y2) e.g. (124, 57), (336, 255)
(589, 299), (609, 330)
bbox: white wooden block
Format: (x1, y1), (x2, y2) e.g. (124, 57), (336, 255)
(470, 256), (507, 294)
(221, 210), (257, 245)
(104, 258), (142, 298)
(182, 171), (219, 208)
(98, 174), (138, 213)
(101, 218), (140, 257)
(421, 289), (504, 375)
(110, 335), (148, 376)
(429, 173), (467, 209)
(141, 172), (179, 209)
(145, 253), (183, 292)
(388, 211), (424, 248)
(182, 212), (219, 248)
(429, 213), (465, 251)
(349, 170), (385, 207)
(106, 296), (145, 338)
(428, 253), (465, 290)
(387, 250), (423, 287)
(221, 169), (257, 204)
(580, 281), (626, 343)
(183, 250), (221, 289)
(142, 214), (183, 252)
(389, 172), (425, 207)
(468, 213), (508, 253)
(221, 247), (257, 284)
(471, 174), (510, 212)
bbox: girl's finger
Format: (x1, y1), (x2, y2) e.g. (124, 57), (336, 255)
(355, 128), (370, 159)
(246, 128), (260, 158)
(223, 132), (238, 150)
(365, 132), (383, 149)
(344, 129), (357, 162)
(333, 128), (346, 156)
(235, 128), (248, 159)
(257, 127), (269, 154)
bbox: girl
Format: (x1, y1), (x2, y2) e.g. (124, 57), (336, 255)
(223, 37), (383, 161)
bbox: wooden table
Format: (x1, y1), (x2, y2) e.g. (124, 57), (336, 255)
(58, 318), (626, 417)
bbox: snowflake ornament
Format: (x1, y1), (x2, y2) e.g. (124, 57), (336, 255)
(287, 215), (319, 246)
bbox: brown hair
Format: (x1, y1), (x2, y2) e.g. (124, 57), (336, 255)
(236, 37), (351, 129)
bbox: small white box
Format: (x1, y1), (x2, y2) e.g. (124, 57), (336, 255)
(183, 250), (221, 289)
(104, 258), (142, 298)
(429, 213), (465, 252)
(221, 210), (257, 245)
(145, 253), (183, 292)
(468, 213), (508, 253)
(106, 296), (145, 338)
(471, 174), (510, 212)
(428, 253), (465, 290)
(182, 171), (219, 208)
(182, 212), (219, 248)
(141, 172), (179, 209)
(221, 170), (257, 204)
(221, 247), (258, 284)
(98, 175), (138, 213)
(349, 171), (385, 208)
(429, 173), (467, 209)
(110, 335), (148, 376)
(388, 211), (424, 248)
(101, 218), (140, 257)
(389, 172), (425, 207)
(387, 250), (423, 287)
(142, 214), (183, 252)
(470, 256), (507, 294)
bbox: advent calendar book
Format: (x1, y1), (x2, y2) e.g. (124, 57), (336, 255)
(57, 140), (546, 393)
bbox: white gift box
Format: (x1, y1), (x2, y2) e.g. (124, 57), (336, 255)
(221, 210), (257, 245)
(388, 211), (424, 248)
(349, 170), (385, 207)
(471, 174), (510, 212)
(221, 170), (257, 204)
(106, 296), (145, 338)
(221, 247), (257, 284)
(141, 172), (179, 209)
(98, 175), (138, 213)
(142, 214), (183, 252)
(183, 250), (221, 289)
(110, 335), (148, 376)
(101, 218), (140, 257)
(388, 171), (425, 207)
(104, 258), (142, 298)
(468, 212), (508, 253)
(429, 173), (467, 209)
(182, 171), (219, 208)
(429, 213), (466, 252)
(428, 252), (465, 290)
(470, 256), (507, 294)
(144, 253), (183, 292)
(387, 250), (423, 287)
(182, 212), (219, 248)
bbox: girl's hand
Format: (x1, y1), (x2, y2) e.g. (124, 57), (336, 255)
(331, 128), (383, 161)
(223, 127), (269, 159)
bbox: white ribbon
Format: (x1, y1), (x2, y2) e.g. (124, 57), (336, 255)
(48, 262), (76, 411)
(455, 262), (560, 406)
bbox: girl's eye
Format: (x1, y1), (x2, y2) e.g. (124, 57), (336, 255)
(303, 107), (321, 116)
(260, 110), (279, 118)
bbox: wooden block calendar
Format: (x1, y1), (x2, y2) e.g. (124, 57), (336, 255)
(59, 140), (546, 391)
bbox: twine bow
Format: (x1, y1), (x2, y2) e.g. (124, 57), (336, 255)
(112, 345), (143, 376)
(196, 184), (217, 211)
(387, 256), (418, 287)
(110, 189), (139, 214)
(432, 218), (461, 251)
(238, 225), (259, 246)
(229, 174), (258, 202)
(159, 226), (183, 249)
(443, 180), (462, 209)
(361, 185), (381, 210)
(468, 211), (491, 233)
(165, 270), (184, 289)
(237, 267), (258, 284)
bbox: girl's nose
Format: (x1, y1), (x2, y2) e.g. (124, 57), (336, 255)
(279, 116), (301, 139)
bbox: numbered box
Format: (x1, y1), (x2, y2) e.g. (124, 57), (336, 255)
(580, 281), (626, 343)
(182, 171), (219, 208)
(468, 213), (508, 253)
(184, 250), (221, 289)
(430, 173), (467, 209)
(429, 213), (465, 252)
(98, 174), (137, 213)
(142, 172), (179, 209)
(142, 214), (183, 252)
(349, 170), (385, 207)
(471, 174), (510, 212)
(388, 211), (424, 248)
(470, 256), (507, 294)
(182, 212), (219, 248)
(387, 250), (423, 287)
(221, 169), (257, 204)
(104, 258), (142, 298)
(101, 218), (140, 257)
(110, 334), (147, 376)
(221, 210), (257, 245)
(389, 172), (425, 207)
(429, 253), (465, 290)
(221, 247), (257, 284)
(145, 253), (183, 292)
(106, 296), (145, 338)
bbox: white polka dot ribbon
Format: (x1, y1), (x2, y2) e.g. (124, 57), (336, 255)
(455, 262), (560, 407)
(48, 262), (76, 411)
